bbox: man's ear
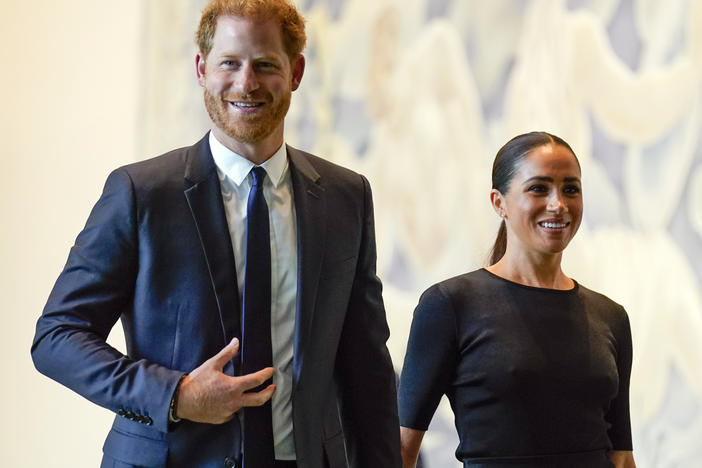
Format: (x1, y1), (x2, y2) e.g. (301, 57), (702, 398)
(290, 54), (305, 91)
(490, 189), (507, 219)
(196, 52), (207, 87)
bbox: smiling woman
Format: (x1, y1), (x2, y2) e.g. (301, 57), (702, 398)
(487, 132), (582, 273)
(398, 132), (636, 468)
(487, 132), (583, 287)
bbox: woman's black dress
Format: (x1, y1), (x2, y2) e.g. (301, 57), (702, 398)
(398, 269), (633, 467)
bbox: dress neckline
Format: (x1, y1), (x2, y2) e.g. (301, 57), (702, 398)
(480, 268), (579, 293)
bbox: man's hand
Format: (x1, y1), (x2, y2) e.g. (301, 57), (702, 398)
(175, 338), (275, 424)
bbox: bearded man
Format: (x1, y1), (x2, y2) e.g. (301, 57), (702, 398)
(31, 1), (401, 467)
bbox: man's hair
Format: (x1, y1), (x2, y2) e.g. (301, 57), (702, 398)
(196, 0), (307, 60)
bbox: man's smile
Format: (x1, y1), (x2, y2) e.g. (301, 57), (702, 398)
(229, 100), (265, 112)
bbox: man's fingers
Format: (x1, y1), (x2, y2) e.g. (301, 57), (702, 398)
(241, 384), (276, 407)
(237, 367), (275, 391)
(209, 337), (240, 369)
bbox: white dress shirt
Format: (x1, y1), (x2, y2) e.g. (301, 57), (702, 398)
(209, 132), (297, 460)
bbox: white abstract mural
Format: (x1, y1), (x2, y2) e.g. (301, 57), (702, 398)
(143, 0), (702, 466)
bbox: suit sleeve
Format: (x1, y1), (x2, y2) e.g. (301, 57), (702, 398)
(31, 168), (183, 433)
(335, 175), (402, 468)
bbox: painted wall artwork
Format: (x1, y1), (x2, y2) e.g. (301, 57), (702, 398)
(143, 1), (702, 466)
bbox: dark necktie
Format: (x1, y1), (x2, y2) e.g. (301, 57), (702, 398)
(242, 166), (275, 467)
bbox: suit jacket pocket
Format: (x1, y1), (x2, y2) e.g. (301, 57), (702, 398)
(103, 428), (168, 467)
(323, 430), (348, 468)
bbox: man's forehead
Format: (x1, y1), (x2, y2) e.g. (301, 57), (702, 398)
(207, 15), (286, 57)
(211, 15), (281, 40)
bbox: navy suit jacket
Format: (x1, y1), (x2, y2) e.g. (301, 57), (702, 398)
(32, 135), (401, 468)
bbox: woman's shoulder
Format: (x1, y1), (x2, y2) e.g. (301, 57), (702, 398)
(576, 283), (624, 310)
(420, 269), (496, 303)
(412, 270), (492, 324)
(576, 282), (630, 327)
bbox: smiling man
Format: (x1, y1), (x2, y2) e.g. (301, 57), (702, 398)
(31, 1), (401, 468)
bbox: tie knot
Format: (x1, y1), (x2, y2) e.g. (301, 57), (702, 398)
(250, 166), (267, 189)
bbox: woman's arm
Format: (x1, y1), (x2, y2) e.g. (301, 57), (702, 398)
(608, 450), (636, 468)
(400, 426), (425, 468)
(605, 308), (635, 465)
(398, 285), (457, 467)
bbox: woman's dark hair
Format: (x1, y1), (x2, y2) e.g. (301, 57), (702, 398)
(488, 131), (579, 265)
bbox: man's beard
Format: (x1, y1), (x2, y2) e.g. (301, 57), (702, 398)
(204, 87), (290, 144)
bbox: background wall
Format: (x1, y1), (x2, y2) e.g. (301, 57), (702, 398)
(1, 2), (141, 466)
(3, 0), (702, 467)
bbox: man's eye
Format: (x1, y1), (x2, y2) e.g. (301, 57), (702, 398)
(257, 61), (281, 70)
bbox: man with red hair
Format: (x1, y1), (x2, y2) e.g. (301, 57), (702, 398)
(32, 1), (401, 467)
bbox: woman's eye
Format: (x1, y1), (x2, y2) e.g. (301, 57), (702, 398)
(564, 185), (581, 195)
(528, 184), (547, 193)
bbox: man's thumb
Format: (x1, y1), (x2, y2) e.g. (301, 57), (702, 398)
(211, 337), (239, 369)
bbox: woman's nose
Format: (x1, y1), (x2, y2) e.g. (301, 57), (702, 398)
(547, 192), (566, 212)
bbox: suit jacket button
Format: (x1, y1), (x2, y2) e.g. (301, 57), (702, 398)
(223, 456), (237, 468)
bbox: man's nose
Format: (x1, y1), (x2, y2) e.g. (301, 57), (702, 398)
(235, 64), (259, 95)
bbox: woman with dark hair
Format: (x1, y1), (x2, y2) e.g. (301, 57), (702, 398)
(398, 132), (636, 468)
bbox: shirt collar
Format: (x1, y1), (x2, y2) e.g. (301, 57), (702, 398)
(209, 131), (288, 187)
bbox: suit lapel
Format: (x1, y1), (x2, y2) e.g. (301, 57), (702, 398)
(288, 146), (326, 386)
(183, 135), (241, 373)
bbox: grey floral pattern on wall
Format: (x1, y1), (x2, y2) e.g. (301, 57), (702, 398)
(142, 1), (702, 466)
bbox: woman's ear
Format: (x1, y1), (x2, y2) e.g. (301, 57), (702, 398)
(490, 189), (506, 219)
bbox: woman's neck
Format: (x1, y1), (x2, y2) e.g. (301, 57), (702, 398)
(486, 249), (573, 290)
